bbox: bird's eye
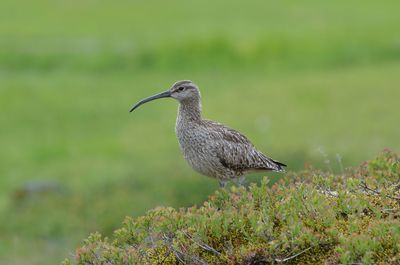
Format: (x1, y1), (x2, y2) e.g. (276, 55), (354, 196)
(177, 86), (185, 91)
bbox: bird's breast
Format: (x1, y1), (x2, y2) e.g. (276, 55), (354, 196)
(175, 122), (219, 177)
(175, 122), (208, 155)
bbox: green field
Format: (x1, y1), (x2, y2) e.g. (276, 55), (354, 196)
(1, 1), (400, 264)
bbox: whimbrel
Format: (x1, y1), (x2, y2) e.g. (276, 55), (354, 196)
(129, 80), (286, 187)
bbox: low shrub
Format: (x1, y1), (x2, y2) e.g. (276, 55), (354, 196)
(63, 150), (399, 264)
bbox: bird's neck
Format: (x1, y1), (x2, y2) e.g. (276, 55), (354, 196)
(178, 97), (202, 124)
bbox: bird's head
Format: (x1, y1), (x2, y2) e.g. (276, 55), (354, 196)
(169, 80), (200, 101)
(129, 80), (200, 112)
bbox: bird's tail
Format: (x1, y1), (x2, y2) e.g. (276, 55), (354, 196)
(258, 152), (287, 173)
(272, 159), (287, 172)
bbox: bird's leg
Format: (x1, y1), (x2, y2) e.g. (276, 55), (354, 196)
(234, 176), (251, 190)
(219, 180), (227, 188)
(235, 176), (247, 186)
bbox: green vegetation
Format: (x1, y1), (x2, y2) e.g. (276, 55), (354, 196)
(1, 1), (400, 264)
(63, 150), (400, 264)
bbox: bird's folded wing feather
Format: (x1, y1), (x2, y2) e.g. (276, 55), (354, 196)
(202, 120), (281, 171)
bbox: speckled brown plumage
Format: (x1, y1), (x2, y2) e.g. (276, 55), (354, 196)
(130, 80), (286, 187)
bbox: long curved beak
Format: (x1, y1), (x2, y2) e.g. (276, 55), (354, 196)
(129, 90), (171, 112)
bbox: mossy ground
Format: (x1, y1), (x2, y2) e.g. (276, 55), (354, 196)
(64, 150), (399, 264)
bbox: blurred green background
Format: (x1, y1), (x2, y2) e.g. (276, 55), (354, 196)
(1, 0), (400, 264)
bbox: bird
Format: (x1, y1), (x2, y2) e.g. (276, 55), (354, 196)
(129, 80), (286, 187)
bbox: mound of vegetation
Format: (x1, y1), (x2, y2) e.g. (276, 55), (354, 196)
(63, 150), (399, 264)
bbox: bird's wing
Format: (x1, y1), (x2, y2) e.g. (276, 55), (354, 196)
(202, 120), (285, 172)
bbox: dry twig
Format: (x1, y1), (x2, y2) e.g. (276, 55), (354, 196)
(182, 231), (221, 256)
(359, 182), (400, 201)
(275, 246), (313, 263)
